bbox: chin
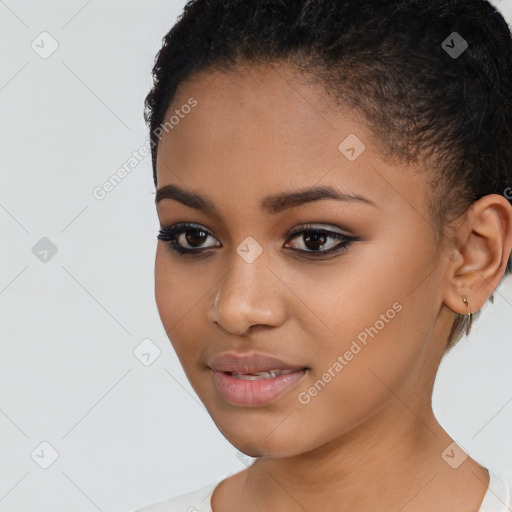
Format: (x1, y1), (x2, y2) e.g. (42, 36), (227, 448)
(208, 410), (311, 458)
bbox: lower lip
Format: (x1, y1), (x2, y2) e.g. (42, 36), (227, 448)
(211, 369), (307, 407)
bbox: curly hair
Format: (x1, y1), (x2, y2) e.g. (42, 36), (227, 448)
(144, 0), (512, 351)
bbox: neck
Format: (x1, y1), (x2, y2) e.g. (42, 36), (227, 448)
(241, 401), (489, 512)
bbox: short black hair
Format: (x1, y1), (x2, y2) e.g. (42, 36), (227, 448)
(144, 0), (512, 349)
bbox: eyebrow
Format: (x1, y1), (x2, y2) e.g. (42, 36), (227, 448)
(155, 183), (377, 215)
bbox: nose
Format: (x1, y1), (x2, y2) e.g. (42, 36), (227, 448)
(207, 251), (288, 336)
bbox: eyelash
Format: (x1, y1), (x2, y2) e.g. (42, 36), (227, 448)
(157, 222), (358, 257)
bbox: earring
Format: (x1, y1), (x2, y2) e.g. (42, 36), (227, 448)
(462, 295), (473, 336)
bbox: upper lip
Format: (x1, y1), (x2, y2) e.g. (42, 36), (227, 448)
(208, 352), (307, 374)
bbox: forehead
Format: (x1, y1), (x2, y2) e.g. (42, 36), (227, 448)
(161, 64), (344, 169)
(155, 63), (428, 220)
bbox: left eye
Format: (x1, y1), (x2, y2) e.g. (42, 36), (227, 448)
(284, 225), (356, 255)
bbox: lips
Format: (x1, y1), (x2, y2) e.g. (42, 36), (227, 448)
(208, 352), (308, 406)
(227, 369), (299, 379)
(208, 352), (307, 374)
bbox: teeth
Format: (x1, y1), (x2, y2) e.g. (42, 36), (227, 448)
(229, 369), (298, 380)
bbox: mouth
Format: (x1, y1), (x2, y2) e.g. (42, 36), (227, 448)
(208, 352), (307, 373)
(210, 367), (308, 407)
(224, 368), (302, 380)
(207, 351), (309, 406)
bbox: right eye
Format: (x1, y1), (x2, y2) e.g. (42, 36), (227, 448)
(157, 223), (222, 255)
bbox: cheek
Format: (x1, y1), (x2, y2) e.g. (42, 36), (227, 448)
(154, 245), (201, 322)
(154, 252), (176, 328)
(286, 238), (434, 406)
(276, 239), (404, 346)
(154, 248), (202, 360)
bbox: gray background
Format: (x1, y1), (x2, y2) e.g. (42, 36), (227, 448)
(0, 1), (511, 510)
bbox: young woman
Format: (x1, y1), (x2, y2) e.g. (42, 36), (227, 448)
(136, 0), (512, 510)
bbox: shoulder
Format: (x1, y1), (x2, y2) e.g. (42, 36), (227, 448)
(478, 471), (512, 512)
(133, 481), (218, 512)
(504, 474), (512, 509)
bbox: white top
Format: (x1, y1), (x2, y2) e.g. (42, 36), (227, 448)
(135, 470), (512, 512)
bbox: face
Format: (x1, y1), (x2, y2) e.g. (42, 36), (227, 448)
(154, 63), (454, 458)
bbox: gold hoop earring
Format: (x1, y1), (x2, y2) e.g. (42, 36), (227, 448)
(462, 295), (473, 336)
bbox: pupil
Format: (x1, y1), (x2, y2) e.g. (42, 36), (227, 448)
(304, 232), (326, 251)
(186, 229), (208, 247)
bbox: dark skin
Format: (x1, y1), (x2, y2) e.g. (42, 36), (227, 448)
(154, 63), (512, 511)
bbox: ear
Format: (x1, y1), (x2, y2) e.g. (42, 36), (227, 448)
(443, 194), (512, 315)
